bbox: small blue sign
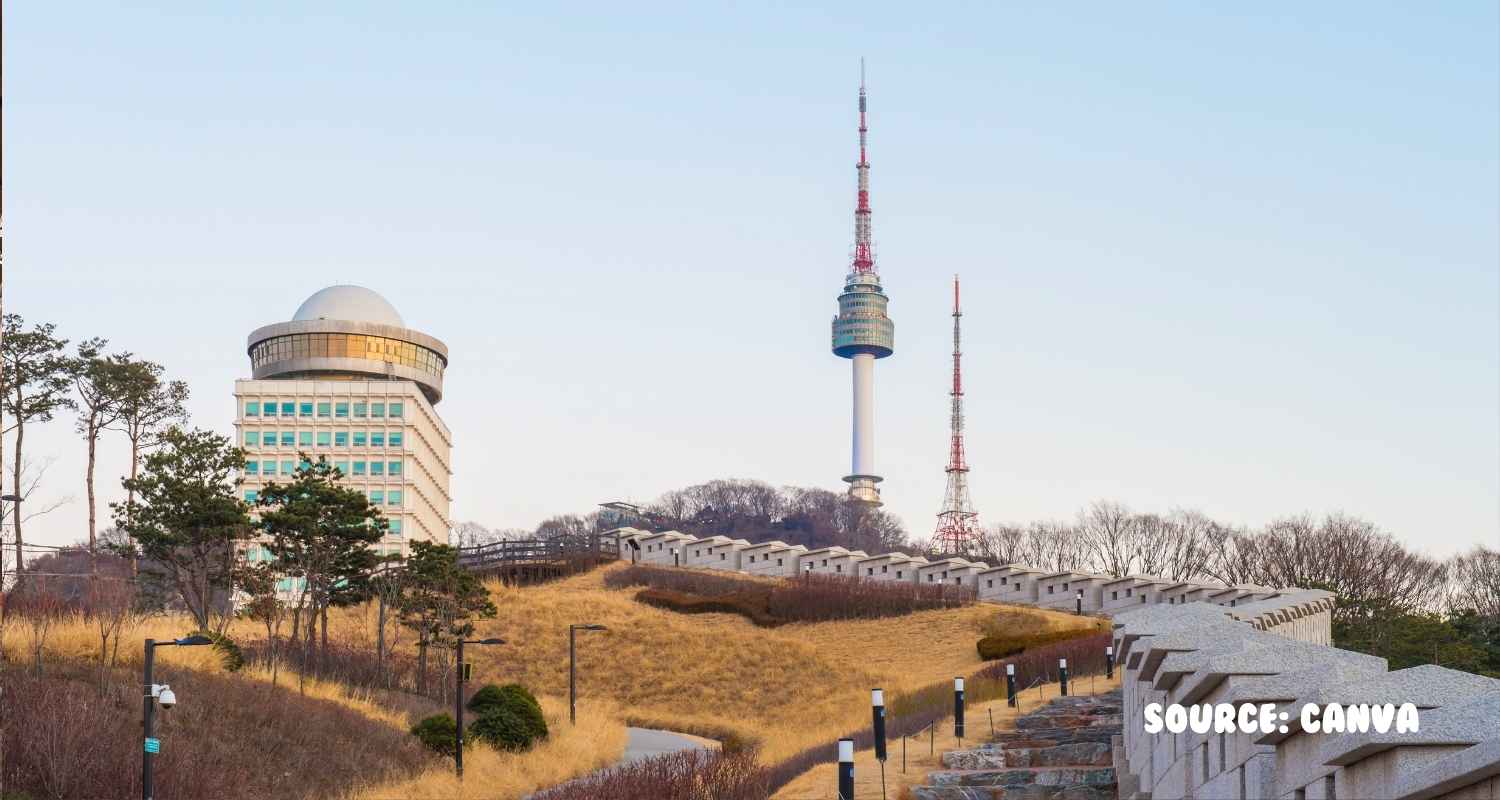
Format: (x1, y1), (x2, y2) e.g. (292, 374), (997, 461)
(144, 737), (160, 754)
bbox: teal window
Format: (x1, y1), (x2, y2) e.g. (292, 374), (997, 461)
(262, 402), (275, 417)
(371, 462), (385, 476)
(298, 431), (313, 447)
(388, 519), (402, 535)
(245, 401), (260, 417)
(244, 431), (260, 446)
(280, 432), (294, 446)
(334, 431), (348, 447)
(389, 402), (403, 418)
(244, 490), (258, 503)
(281, 460), (294, 476)
(262, 460), (276, 475)
(388, 490), (402, 506)
(299, 402), (313, 417)
(370, 490), (385, 505)
(335, 402), (349, 418)
(353, 432), (367, 447)
(316, 431), (331, 447)
(388, 460), (402, 476)
(280, 402), (295, 416)
(354, 403), (368, 418)
(371, 403), (385, 418)
(334, 460), (349, 476)
(245, 460), (259, 475)
(371, 432), (385, 447)
(389, 431), (403, 447)
(352, 461), (366, 476)
(317, 402), (331, 417)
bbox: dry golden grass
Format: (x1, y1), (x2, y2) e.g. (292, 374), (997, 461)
(771, 673), (1123, 800)
(347, 695), (629, 800)
(394, 563), (1102, 764)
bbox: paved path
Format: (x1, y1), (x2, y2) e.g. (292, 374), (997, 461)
(621, 726), (718, 764)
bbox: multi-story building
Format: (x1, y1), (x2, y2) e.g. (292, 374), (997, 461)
(234, 285), (452, 557)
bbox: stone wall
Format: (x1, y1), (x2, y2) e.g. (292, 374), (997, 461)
(1112, 602), (1500, 799)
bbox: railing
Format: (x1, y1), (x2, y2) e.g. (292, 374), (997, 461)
(455, 535), (620, 572)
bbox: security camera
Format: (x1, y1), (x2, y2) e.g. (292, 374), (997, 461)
(156, 685), (176, 708)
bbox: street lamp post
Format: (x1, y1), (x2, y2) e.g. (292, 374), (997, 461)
(143, 635), (212, 800)
(454, 637), (505, 779)
(569, 624), (608, 725)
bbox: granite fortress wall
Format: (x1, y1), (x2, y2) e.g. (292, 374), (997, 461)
(1112, 603), (1500, 800)
(604, 528), (1499, 797)
(605, 527), (1336, 643)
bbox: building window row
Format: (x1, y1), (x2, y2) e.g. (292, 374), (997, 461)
(244, 459), (402, 477)
(245, 400), (404, 419)
(249, 332), (445, 377)
(243, 430), (404, 448)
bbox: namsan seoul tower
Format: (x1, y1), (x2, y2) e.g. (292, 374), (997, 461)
(933, 275), (980, 553)
(831, 62), (895, 506)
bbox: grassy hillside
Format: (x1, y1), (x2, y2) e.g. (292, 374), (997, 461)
(452, 563), (1104, 763)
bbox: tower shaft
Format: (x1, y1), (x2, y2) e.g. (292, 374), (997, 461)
(831, 61), (894, 507)
(934, 275), (979, 553)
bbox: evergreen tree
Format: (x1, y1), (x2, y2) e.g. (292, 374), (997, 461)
(395, 541), (497, 694)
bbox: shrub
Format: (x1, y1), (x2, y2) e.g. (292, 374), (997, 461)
(410, 713), (462, 757)
(1, 661), (433, 800)
(635, 588), (782, 627)
(976, 632), (1113, 687)
(977, 626), (1101, 661)
(467, 683), (548, 741)
(612, 565), (974, 624)
(532, 748), (768, 800)
(469, 707), (538, 752)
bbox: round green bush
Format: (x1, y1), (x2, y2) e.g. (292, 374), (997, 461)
(467, 683), (547, 741)
(469, 707), (538, 752)
(410, 713), (461, 756)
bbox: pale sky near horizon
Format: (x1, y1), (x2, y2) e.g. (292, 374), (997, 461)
(5, 3), (1498, 557)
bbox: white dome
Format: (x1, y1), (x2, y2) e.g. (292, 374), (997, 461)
(292, 285), (405, 327)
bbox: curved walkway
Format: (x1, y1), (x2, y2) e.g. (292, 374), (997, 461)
(621, 726), (719, 764)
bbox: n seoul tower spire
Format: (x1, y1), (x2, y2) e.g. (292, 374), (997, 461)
(831, 60), (895, 506)
(933, 275), (980, 554)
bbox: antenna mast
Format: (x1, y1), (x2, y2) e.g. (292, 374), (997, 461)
(933, 275), (980, 554)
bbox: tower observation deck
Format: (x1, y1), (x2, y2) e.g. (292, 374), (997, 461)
(831, 63), (894, 506)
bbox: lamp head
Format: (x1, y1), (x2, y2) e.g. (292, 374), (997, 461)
(175, 635), (214, 647)
(477, 638), (506, 645)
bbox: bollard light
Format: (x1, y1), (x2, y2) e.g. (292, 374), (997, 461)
(1005, 663), (1017, 707)
(954, 677), (966, 741)
(838, 738), (855, 799)
(1106, 645), (1115, 679)
(1059, 657), (1070, 696)
(872, 688), (887, 761)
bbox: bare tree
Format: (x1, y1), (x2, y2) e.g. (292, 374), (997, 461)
(1447, 546), (1500, 616)
(1077, 500), (1137, 577)
(976, 523), (1027, 565)
(1, 315), (74, 576)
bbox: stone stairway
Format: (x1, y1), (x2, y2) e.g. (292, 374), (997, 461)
(911, 691), (1123, 800)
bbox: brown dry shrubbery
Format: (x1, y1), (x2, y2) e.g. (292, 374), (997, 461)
(976, 624), (1105, 661)
(606, 565), (974, 625)
(1, 661), (436, 800)
(532, 747), (769, 800)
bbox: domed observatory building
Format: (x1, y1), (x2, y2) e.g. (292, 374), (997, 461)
(234, 285), (452, 556)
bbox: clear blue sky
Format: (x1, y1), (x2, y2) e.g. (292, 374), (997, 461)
(7, 3), (1498, 556)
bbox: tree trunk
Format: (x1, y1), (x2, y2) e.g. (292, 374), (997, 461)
(85, 426), (98, 574)
(127, 436), (139, 576)
(417, 635), (429, 695)
(320, 605), (328, 662)
(11, 415), (22, 577)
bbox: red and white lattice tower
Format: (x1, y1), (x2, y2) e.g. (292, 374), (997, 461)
(933, 275), (980, 554)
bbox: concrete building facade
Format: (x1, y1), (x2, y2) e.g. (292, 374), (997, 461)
(235, 285), (452, 557)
